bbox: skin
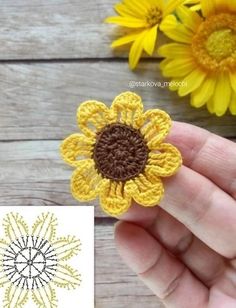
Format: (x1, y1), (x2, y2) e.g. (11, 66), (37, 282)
(114, 122), (236, 308)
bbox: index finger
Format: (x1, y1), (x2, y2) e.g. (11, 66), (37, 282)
(166, 122), (236, 199)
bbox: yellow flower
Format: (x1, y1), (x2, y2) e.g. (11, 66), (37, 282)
(60, 92), (182, 217)
(159, 0), (236, 116)
(184, 0), (201, 10)
(105, 0), (184, 69)
(0, 212), (81, 307)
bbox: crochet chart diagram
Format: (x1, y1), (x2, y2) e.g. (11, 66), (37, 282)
(0, 207), (94, 308)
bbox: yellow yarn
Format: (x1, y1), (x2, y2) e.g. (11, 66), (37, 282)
(60, 92), (182, 217)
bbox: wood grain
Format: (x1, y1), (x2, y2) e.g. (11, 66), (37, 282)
(95, 223), (164, 308)
(0, 0), (171, 60)
(1, 62), (236, 141)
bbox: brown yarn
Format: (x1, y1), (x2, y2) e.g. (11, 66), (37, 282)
(93, 123), (149, 182)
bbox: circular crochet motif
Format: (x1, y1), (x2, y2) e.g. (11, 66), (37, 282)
(93, 123), (149, 181)
(3, 235), (57, 290)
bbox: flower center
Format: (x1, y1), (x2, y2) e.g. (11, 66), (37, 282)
(146, 7), (162, 27)
(192, 13), (236, 72)
(3, 236), (58, 290)
(206, 29), (236, 61)
(93, 123), (149, 182)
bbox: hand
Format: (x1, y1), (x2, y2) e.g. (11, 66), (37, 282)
(114, 122), (236, 308)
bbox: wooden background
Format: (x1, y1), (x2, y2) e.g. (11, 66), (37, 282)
(0, 1), (235, 307)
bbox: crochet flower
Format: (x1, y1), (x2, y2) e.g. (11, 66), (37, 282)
(159, 0), (236, 116)
(105, 0), (185, 69)
(60, 92), (182, 216)
(0, 212), (81, 308)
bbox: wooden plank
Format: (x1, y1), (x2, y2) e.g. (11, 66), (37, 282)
(1, 62), (236, 140)
(0, 139), (105, 216)
(95, 223), (164, 308)
(0, 139), (235, 215)
(0, 0), (169, 60)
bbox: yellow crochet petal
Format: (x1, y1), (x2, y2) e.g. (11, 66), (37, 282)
(141, 109), (171, 149)
(125, 173), (164, 207)
(71, 159), (102, 201)
(146, 143), (182, 177)
(77, 101), (114, 138)
(110, 91), (144, 128)
(60, 133), (95, 167)
(99, 179), (132, 216)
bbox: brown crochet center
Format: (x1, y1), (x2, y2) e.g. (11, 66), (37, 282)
(93, 123), (149, 182)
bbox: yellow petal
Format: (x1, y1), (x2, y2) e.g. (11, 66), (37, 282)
(141, 109), (171, 148)
(158, 43), (191, 58)
(161, 22), (193, 43)
(53, 264), (81, 289)
(191, 76), (216, 108)
(71, 159), (101, 201)
(164, 0), (186, 16)
(159, 58), (172, 70)
(111, 91), (143, 128)
(114, 3), (138, 17)
(4, 285), (29, 308)
(159, 15), (177, 32)
(201, 0), (216, 17)
(129, 31), (147, 69)
(190, 4), (201, 11)
(169, 78), (184, 91)
(60, 134), (95, 167)
(3, 213), (28, 242)
(32, 285), (57, 307)
(146, 143), (182, 177)
(230, 73), (236, 93)
(99, 179), (131, 216)
(176, 5), (203, 31)
(52, 236), (80, 261)
(143, 25), (158, 56)
(32, 212), (57, 241)
(213, 74), (231, 116)
(125, 173), (164, 206)
(161, 58), (195, 77)
(77, 100), (113, 138)
(111, 32), (142, 48)
(123, 0), (150, 17)
(178, 69), (206, 96)
(206, 98), (215, 114)
(105, 16), (147, 28)
(229, 91), (236, 115)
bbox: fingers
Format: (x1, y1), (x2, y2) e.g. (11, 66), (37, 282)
(167, 122), (236, 199)
(160, 166), (236, 258)
(121, 205), (226, 285)
(147, 209), (226, 285)
(115, 222), (208, 308)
